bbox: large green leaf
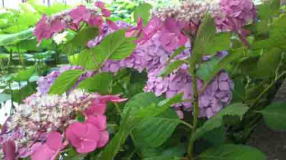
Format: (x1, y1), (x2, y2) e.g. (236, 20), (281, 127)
(258, 0), (280, 19)
(12, 66), (35, 82)
(133, 109), (181, 147)
(93, 30), (136, 66)
(205, 32), (232, 54)
(199, 144), (266, 160)
(255, 48), (282, 78)
(68, 50), (97, 70)
(198, 48), (243, 85)
(190, 15), (216, 66)
(0, 28), (34, 46)
(260, 102), (286, 130)
(99, 93), (183, 160)
(133, 3), (152, 25)
(62, 27), (98, 54)
(192, 103), (248, 142)
(160, 60), (186, 77)
(49, 70), (84, 95)
(77, 72), (113, 94)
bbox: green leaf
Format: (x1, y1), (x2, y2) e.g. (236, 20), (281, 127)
(49, 70), (84, 95)
(12, 66), (35, 82)
(99, 93), (161, 160)
(192, 103), (248, 142)
(166, 46), (187, 63)
(190, 15), (216, 66)
(199, 144), (266, 160)
(197, 57), (221, 82)
(260, 102), (286, 130)
(12, 82), (36, 103)
(258, 0), (280, 19)
(0, 28), (33, 46)
(77, 72), (113, 94)
(99, 93), (182, 160)
(199, 48), (243, 85)
(133, 109), (181, 147)
(122, 92), (161, 117)
(205, 32), (232, 54)
(93, 29), (136, 66)
(133, 3), (152, 24)
(160, 60), (186, 77)
(255, 48), (282, 78)
(62, 27), (98, 54)
(68, 50), (97, 70)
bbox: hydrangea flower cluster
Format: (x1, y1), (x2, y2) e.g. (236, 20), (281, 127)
(34, 0), (250, 118)
(34, 1), (114, 42)
(0, 90), (126, 159)
(153, 0), (256, 33)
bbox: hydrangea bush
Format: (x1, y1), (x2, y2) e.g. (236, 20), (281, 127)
(2, 0), (286, 159)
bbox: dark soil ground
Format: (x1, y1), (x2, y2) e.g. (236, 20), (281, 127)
(248, 80), (286, 160)
(248, 122), (286, 160)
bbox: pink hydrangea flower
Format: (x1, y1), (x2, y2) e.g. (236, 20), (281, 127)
(31, 132), (64, 160)
(69, 5), (91, 24)
(3, 141), (16, 160)
(65, 122), (100, 153)
(34, 16), (53, 42)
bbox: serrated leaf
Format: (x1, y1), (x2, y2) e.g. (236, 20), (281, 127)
(68, 49), (97, 70)
(258, 0), (280, 19)
(199, 144), (266, 160)
(133, 109), (180, 147)
(0, 28), (33, 46)
(62, 27), (98, 54)
(260, 102), (286, 130)
(99, 93), (183, 160)
(160, 60), (185, 77)
(192, 103), (248, 142)
(49, 70), (84, 95)
(199, 49), (243, 85)
(77, 72), (113, 94)
(93, 29), (136, 66)
(133, 3), (152, 25)
(190, 15), (216, 66)
(12, 66), (35, 82)
(12, 82), (36, 103)
(205, 32), (232, 54)
(166, 46), (187, 64)
(255, 48), (282, 78)
(197, 57), (220, 82)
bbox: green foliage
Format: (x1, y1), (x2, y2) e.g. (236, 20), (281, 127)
(12, 66), (35, 82)
(49, 70), (84, 95)
(133, 3), (152, 24)
(192, 103), (249, 142)
(62, 27), (98, 55)
(99, 93), (182, 160)
(199, 144), (266, 160)
(190, 15), (216, 66)
(0, 28), (34, 46)
(160, 60), (186, 77)
(260, 102), (286, 130)
(93, 30), (136, 66)
(77, 72), (113, 94)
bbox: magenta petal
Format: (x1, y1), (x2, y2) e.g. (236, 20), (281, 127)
(97, 131), (109, 148)
(3, 141), (16, 160)
(102, 9), (111, 17)
(86, 115), (107, 130)
(85, 103), (106, 116)
(66, 122), (100, 153)
(95, 1), (105, 9)
(46, 132), (64, 150)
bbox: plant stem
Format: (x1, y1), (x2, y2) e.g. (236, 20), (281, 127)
(187, 65), (200, 160)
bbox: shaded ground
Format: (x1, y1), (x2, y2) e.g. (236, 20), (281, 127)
(248, 122), (286, 160)
(248, 80), (286, 160)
